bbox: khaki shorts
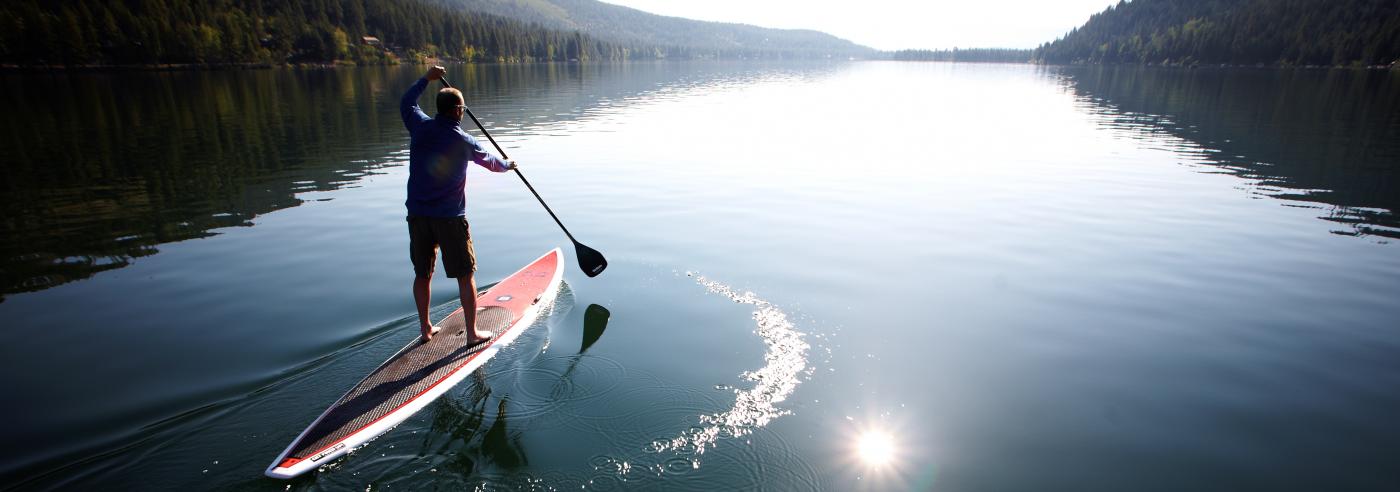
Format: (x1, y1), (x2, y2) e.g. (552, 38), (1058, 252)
(407, 215), (476, 278)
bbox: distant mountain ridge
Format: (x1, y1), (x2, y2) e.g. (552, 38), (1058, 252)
(0, 0), (875, 67)
(430, 0), (877, 58)
(1034, 0), (1400, 66)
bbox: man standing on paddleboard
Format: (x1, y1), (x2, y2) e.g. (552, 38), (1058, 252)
(401, 66), (515, 343)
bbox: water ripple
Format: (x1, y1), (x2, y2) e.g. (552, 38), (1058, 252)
(651, 275), (810, 455)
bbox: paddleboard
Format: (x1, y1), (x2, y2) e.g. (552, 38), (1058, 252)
(265, 248), (564, 479)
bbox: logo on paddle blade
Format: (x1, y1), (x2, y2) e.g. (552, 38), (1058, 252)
(496, 295), (512, 302)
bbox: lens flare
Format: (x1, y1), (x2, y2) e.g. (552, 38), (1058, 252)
(856, 431), (896, 467)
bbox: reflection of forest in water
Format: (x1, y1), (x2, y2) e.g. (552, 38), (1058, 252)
(1054, 66), (1400, 241)
(0, 63), (825, 300)
(1, 68), (403, 299)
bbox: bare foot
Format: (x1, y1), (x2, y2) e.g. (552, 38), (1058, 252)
(467, 329), (493, 346)
(421, 325), (442, 342)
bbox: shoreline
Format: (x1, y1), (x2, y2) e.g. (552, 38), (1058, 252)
(0, 61), (384, 72)
(5, 59), (1395, 72)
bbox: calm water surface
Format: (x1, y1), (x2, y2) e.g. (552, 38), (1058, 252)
(2, 62), (1399, 490)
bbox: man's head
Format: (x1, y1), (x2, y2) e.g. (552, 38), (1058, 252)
(436, 88), (465, 120)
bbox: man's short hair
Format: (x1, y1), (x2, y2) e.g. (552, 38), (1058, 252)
(436, 88), (464, 115)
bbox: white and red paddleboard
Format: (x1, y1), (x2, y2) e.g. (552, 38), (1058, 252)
(265, 248), (564, 479)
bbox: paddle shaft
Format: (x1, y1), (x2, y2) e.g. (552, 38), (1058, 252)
(440, 78), (579, 244)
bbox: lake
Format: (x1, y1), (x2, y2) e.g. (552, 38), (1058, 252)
(2, 61), (1398, 490)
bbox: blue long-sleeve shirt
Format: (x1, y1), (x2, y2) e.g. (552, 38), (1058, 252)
(401, 78), (511, 217)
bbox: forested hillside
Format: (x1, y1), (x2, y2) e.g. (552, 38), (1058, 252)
(0, 0), (869, 67)
(1034, 0), (1400, 66)
(432, 0), (875, 59)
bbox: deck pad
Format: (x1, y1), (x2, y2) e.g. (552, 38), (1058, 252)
(285, 306), (512, 460)
(267, 248), (563, 478)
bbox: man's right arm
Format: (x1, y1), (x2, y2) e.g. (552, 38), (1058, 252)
(401, 78), (431, 132)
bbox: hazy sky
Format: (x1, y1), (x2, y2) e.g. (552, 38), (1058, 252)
(601, 0), (1122, 51)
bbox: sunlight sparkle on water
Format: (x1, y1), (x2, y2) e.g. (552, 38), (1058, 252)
(856, 431), (896, 467)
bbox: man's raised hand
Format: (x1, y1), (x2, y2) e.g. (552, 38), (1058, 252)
(425, 66), (446, 81)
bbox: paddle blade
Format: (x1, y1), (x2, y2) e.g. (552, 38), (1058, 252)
(574, 241), (607, 277)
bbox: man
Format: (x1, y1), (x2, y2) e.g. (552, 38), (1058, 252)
(401, 65), (515, 343)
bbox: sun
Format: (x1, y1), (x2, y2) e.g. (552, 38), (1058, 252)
(856, 430), (897, 467)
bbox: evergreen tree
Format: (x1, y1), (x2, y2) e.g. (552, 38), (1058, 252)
(1034, 0), (1400, 67)
(0, 0), (775, 66)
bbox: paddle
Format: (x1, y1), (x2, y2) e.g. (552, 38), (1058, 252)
(439, 78), (608, 277)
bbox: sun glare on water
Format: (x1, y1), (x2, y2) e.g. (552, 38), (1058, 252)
(845, 422), (920, 488)
(856, 430), (897, 467)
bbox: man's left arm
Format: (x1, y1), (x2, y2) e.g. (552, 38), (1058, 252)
(401, 67), (445, 132)
(400, 78), (431, 132)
